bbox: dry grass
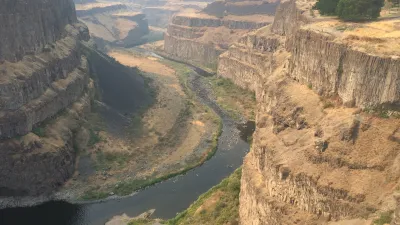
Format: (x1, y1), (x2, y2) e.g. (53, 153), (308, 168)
(115, 18), (137, 39)
(304, 16), (400, 56)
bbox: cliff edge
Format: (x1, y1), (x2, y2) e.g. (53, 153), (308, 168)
(0, 0), (93, 196)
(217, 0), (400, 223)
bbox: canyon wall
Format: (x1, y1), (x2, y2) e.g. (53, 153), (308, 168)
(289, 28), (400, 108)
(0, 0), (77, 63)
(0, 0), (93, 196)
(164, 0), (277, 69)
(216, 0), (400, 223)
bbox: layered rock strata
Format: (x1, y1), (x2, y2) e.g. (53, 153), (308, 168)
(289, 28), (400, 108)
(0, 0), (93, 196)
(216, 0), (400, 223)
(164, 0), (277, 68)
(0, 0), (78, 63)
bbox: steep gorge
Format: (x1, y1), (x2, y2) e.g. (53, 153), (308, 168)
(0, 0), (93, 196)
(217, 0), (400, 223)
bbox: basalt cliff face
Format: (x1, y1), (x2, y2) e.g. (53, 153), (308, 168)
(164, 0), (277, 69)
(218, 0), (400, 223)
(0, 0), (93, 196)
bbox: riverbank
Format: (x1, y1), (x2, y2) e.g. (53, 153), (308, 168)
(115, 168), (242, 225)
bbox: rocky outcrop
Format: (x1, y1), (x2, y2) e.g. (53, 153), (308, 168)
(289, 29), (400, 108)
(0, 0), (94, 196)
(215, 0), (400, 223)
(0, 24), (90, 139)
(0, 85), (93, 196)
(0, 0), (77, 63)
(164, 32), (223, 67)
(171, 15), (269, 29)
(164, 3), (275, 69)
(219, 0), (400, 108)
(218, 27), (281, 91)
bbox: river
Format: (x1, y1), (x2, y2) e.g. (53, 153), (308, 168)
(0, 55), (253, 225)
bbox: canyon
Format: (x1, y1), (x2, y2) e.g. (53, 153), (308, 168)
(0, 0), (399, 224)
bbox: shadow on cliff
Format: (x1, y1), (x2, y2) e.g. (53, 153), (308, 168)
(85, 47), (154, 136)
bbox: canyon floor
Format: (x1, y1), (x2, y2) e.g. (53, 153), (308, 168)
(61, 48), (222, 200)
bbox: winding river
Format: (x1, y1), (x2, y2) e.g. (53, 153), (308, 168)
(0, 56), (253, 225)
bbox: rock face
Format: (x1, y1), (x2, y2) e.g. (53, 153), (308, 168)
(164, 0), (277, 69)
(0, 0), (77, 63)
(218, 26), (281, 91)
(0, 0), (93, 196)
(217, 0), (400, 223)
(289, 28), (400, 108)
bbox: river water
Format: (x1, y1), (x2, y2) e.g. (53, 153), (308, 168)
(0, 55), (253, 225)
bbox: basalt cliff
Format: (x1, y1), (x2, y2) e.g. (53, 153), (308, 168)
(0, 0), (93, 196)
(218, 0), (400, 223)
(164, 0), (278, 69)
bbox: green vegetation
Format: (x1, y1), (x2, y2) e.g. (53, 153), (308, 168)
(81, 189), (109, 201)
(127, 218), (153, 225)
(314, 0), (385, 21)
(373, 211), (393, 225)
(388, 0), (400, 9)
(209, 76), (256, 121)
(112, 115), (222, 197)
(32, 127), (46, 137)
(323, 101), (334, 109)
(80, 58), (224, 200)
(95, 151), (130, 171)
(336, 0), (384, 21)
(88, 129), (101, 147)
(167, 168), (242, 225)
(314, 0), (340, 15)
(362, 106), (396, 119)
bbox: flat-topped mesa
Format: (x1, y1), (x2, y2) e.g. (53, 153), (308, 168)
(164, 0), (277, 69)
(0, 0), (78, 63)
(0, 0), (93, 196)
